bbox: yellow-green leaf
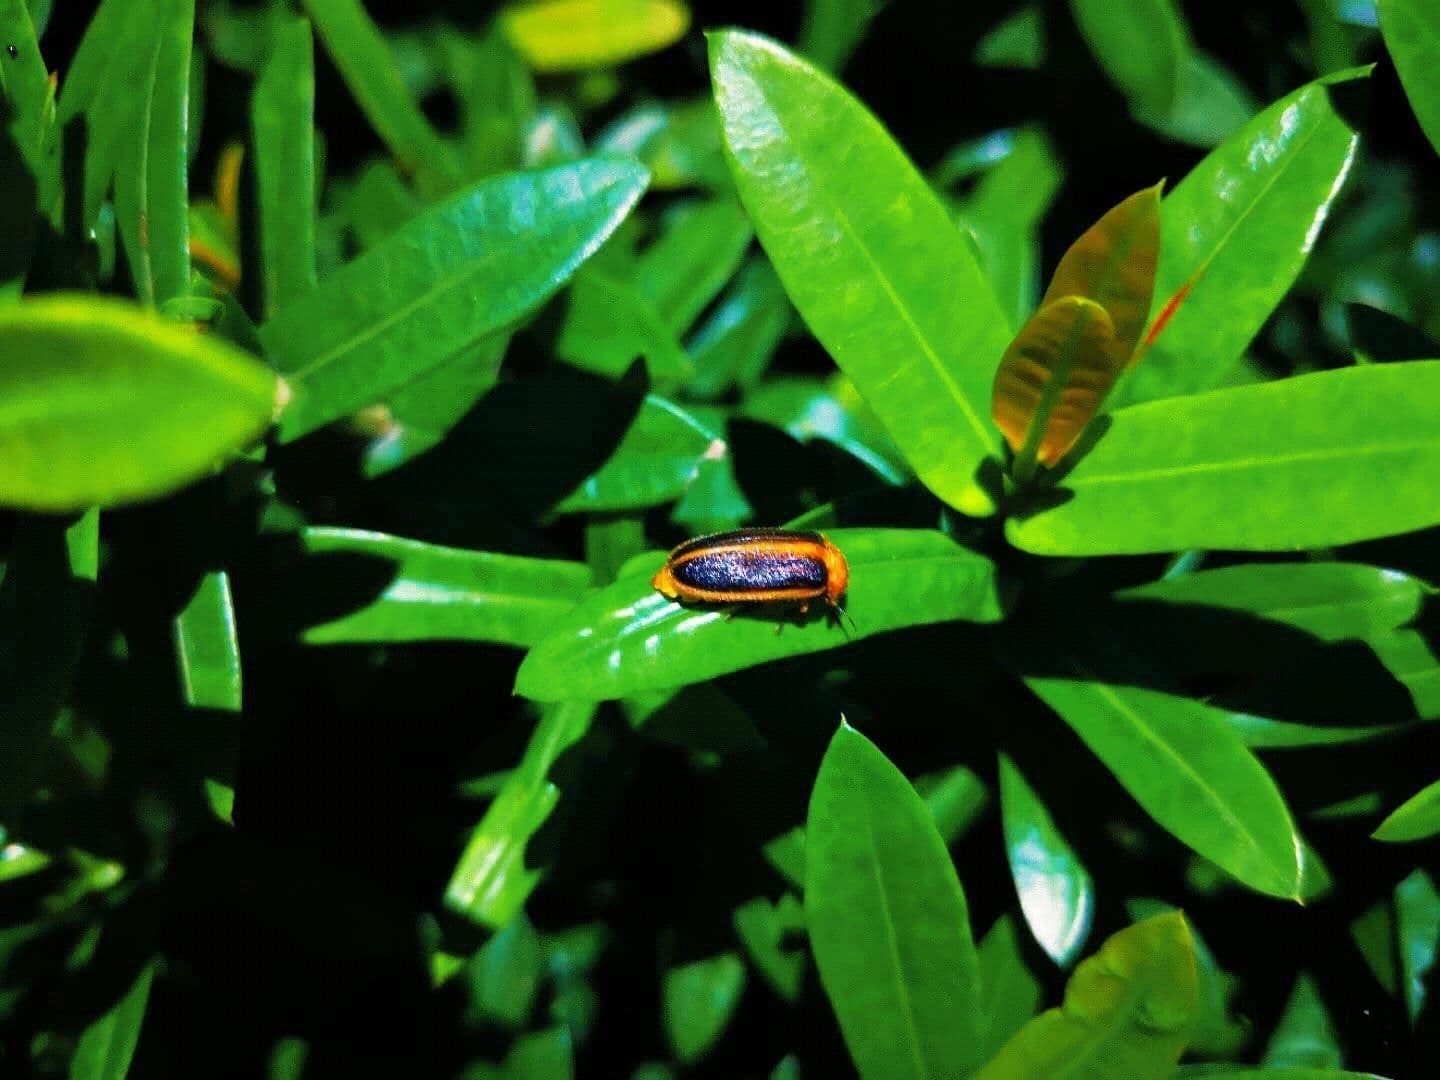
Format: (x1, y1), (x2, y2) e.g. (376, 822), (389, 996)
(974, 911), (1200, 1080)
(0, 295), (280, 510)
(501, 0), (690, 72)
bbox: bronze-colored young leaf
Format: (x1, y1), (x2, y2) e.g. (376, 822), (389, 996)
(992, 184), (1161, 473)
(991, 295), (1117, 470)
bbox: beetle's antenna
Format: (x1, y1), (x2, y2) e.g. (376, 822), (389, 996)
(834, 603), (857, 636)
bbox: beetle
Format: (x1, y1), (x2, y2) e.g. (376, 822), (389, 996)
(651, 528), (851, 624)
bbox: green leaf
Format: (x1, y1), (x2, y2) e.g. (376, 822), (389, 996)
(556, 268), (692, 382)
(445, 701), (598, 928)
(502, 1027), (573, 1080)
(462, 913), (543, 1030)
(998, 754), (1095, 967)
(732, 894), (807, 1002)
(113, 0), (194, 307)
(662, 951), (746, 1064)
(0, 0), (48, 168)
(1132, 51), (1258, 148)
(797, 0), (887, 70)
(551, 396), (720, 513)
(252, 15), (318, 317)
(173, 569), (242, 711)
(1176, 1070), (1390, 1079)
(1379, 0), (1440, 156)
(293, 527), (592, 647)
(1068, 0), (1190, 114)
(594, 98), (730, 191)
(710, 30), (1011, 517)
(978, 915), (1042, 1060)
(974, 6), (1045, 70)
(1020, 673), (1304, 900)
(1396, 868), (1440, 1025)
(1263, 972), (1341, 1068)
(302, 0), (459, 196)
(69, 961), (156, 1080)
(262, 159), (648, 442)
(362, 334), (510, 476)
(740, 377), (909, 483)
(516, 529), (1006, 702)
(0, 295), (278, 510)
(638, 198), (753, 335)
(1120, 71), (1364, 405)
(974, 911), (1199, 1080)
(806, 723), (982, 1077)
(1117, 562), (1426, 641)
(500, 0), (690, 73)
(1374, 777), (1440, 843)
(1009, 362), (1440, 555)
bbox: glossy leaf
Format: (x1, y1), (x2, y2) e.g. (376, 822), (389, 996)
(0, 295), (279, 510)
(1118, 562), (1426, 641)
(551, 396), (719, 513)
(662, 952), (746, 1064)
(998, 754), (1095, 967)
(262, 159), (648, 441)
(500, 0), (690, 72)
(1021, 675), (1304, 899)
(974, 911), (1200, 1080)
(302, 0), (459, 195)
(293, 528), (592, 647)
(1374, 777), (1440, 843)
(173, 570), (242, 711)
(252, 15), (318, 316)
(806, 723), (982, 1077)
(516, 529), (1006, 702)
(1396, 868), (1440, 1025)
(1380, 0), (1440, 156)
(1119, 71), (1364, 405)
(711, 30), (1011, 516)
(69, 961), (156, 1080)
(113, 0), (193, 307)
(978, 915), (1043, 1060)
(1009, 362), (1440, 556)
(445, 701), (598, 928)
(1262, 973), (1341, 1067)
(1068, 0), (1189, 114)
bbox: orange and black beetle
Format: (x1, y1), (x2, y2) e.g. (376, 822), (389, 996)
(651, 529), (850, 617)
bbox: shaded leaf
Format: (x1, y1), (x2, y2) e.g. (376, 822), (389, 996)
(1396, 868), (1440, 1026)
(978, 915), (1043, 1060)
(1068, 0), (1190, 114)
(173, 570), (242, 711)
(974, 6), (1045, 70)
(69, 961), (156, 1080)
(687, 257), (791, 399)
(662, 951), (746, 1064)
(0, 295), (278, 510)
(807, 723), (982, 1077)
(263, 159), (648, 442)
(1263, 973), (1341, 1068)
(974, 911), (1200, 1080)
(711, 30), (1011, 516)
(1379, 0), (1440, 157)
(462, 913), (543, 1030)
(516, 529), (1006, 702)
(1009, 362), (1440, 555)
(292, 528), (593, 647)
(1133, 51), (1258, 148)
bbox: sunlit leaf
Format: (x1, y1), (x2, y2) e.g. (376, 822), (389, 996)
(807, 723), (982, 1077)
(501, 0), (690, 72)
(974, 911), (1200, 1080)
(1374, 777), (1440, 843)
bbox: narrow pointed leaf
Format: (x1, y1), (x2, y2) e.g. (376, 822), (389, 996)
(807, 723), (982, 1077)
(710, 30), (1011, 516)
(262, 159), (649, 442)
(636, 198), (753, 334)
(975, 912), (1200, 1080)
(501, 0), (690, 72)
(556, 268), (692, 382)
(1375, 778), (1440, 843)
(516, 529), (1006, 702)
(0, 295), (279, 510)
(445, 701), (598, 928)
(1379, 0), (1440, 156)
(1263, 973), (1341, 1067)
(302, 0), (460, 194)
(0, 0), (47, 166)
(252, 15), (318, 316)
(798, 0), (887, 70)
(1008, 362), (1440, 556)
(1068, 0), (1189, 114)
(998, 754), (1095, 967)
(69, 961), (156, 1080)
(1021, 675), (1304, 899)
(1397, 868), (1440, 1025)
(1119, 71), (1364, 405)
(292, 528), (593, 646)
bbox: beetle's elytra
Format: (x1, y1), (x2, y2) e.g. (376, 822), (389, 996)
(651, 529), (850, 615)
